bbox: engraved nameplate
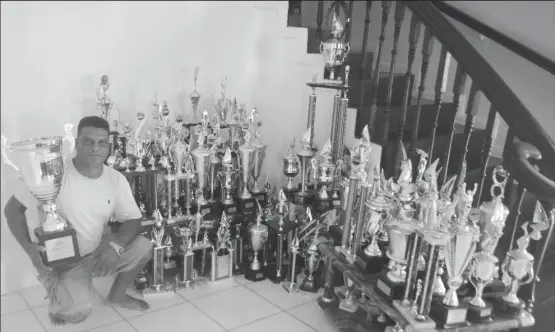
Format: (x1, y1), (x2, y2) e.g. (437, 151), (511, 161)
(256, 273), (264, 279)
(377, 279), (391, 296)
(202, 208), (211, 214)
(245, 202), (254, 209)
(446, 307), (468, 324)
(142, 220), (154, 226)
(256, 194), (265, 201)
(333, 199), (341, 208)
(216, 254), (231, 280)
(478, 307), (492, 317)
(226, 206), (237, 213)
(152, 247), (165, 285)
(183, 253), (194, 282)
(44, 236), (76, 262)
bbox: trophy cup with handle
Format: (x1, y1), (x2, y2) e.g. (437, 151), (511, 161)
(1, 127), (81, 268)
(282, 139), (300, 196)
(313, 138), (335, 203)
(237, 126), (256, 221)
(466, 250), (498, 322)
(493, 222), (535, 317)
(249, 108), (267, 201)
(294, 128), (318, 205)
(245, 203), (269, 282)
(320, 13), (350, 84)
(218, 148), (239, 214)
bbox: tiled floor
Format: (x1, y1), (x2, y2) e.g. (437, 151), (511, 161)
(1, 276), (339, 332)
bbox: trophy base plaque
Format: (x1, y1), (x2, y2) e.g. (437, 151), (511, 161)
(429, 298), (469, 328)
(245, 266), (266, 282)
(375, 272), (405, 300)
(300, 273), (321, 293)
(293, 190), (317, 206)
(392, 300), (437, 331)
(356, 252), (386, 274)
(491, 296), (526, 318)
(34, 227), (81, 267)
(463, 298), (493, 323)
(222, 202), (238, 216)
(252, 191), (268, 208)
(237, 197), (256, 223)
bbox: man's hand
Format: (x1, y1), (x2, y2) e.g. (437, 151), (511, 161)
(93, 246), (120, 277)
(26, 244), (52, 273)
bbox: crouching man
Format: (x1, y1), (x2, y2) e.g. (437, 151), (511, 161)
(4, 116), (152, 325)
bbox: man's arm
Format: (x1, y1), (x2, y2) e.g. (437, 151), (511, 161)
(4, 196), (36, 255)
(112, 174), (144, 247)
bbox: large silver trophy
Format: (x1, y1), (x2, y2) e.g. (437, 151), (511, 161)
(295, 128), (317, 202)
(283, 139), (300, 191)
(218, 148), (239, 206)
(1, 127), (80, 267)
(191, 111), (211, 206)
(237, 124), (256, 200)
(250, 109), (266, 194)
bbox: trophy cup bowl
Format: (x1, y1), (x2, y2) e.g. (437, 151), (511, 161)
(170, 140), (187, 175)
(442, 228), (478, 307)
(469, 252), (498, 308)
(251, 144), (267, 194)
(319, 37), (350, 81)
(386, 221), (415, 283)
(363, 202), (389, 258)
(192, 147), (211, 205)
(316, 161), (335, 200)
(283, 156), (299, 190)
(501, 249), (534, 305)
(238, 144), (256, 199)
(1, 135), (81, 266)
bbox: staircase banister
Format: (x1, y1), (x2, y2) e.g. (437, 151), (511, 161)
(404, 1), (555, 185)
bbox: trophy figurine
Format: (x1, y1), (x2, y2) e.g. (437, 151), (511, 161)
(320, 12), (350, 83)
(211, 212), (234, 281)
(494, 222), (535, 317)
(282, 139), (300, 194)
(294, 128), (318, 205)
(190, 66), (201, 121)
(97, 75), (113, 119)
(1, 128), (81, 268)
(245, 203), (269, 282)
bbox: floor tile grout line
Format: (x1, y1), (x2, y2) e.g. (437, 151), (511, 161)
(243, 282), (323, 312)
(282, 310), (320, 332)
(17, 291), (49, 332)
(186, 299), (229, 332)
(226, 311), (283, 331)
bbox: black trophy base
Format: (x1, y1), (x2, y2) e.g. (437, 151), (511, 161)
(35, 227), (81, 268)
(356, 252), (386, 274)
(237, 197), (256, 222)
(299, 273), (321, 293)
(429, 298), (469, 329)
(245, 266), (266, 282)
(196, 202), (216, 216)
(293, 190), (317, 206)
(264, 262), (288, 283)
(252, 191), (268, 208)
(463, 298), (493, 323)
(492, 296), (526, 318)
(221, 202), (239, 216)
(374, 272), (405, 301)
(328, 225), (343, 246)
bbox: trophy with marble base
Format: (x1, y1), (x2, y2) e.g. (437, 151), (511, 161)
(245, 207), (269, 282)
(2, 129), (82, 268)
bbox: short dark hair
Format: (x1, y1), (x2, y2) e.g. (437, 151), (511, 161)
(77, 116), (110, 136)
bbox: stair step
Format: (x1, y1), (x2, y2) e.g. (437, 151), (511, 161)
(348, 72), (413, 110)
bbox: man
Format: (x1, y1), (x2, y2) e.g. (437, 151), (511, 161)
(4, 116), (152, 325)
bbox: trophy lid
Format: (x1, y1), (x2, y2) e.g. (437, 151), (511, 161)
(530, 201), (550, 241)
(222, 147), (233, 165)
(278, 188), (288, 203)
(284, 138), (298, 161)
(329, 12), (344, 39)
(319, 138), (332, 160)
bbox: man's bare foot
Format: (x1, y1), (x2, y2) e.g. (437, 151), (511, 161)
(108, 294), (149, 311)
(49, 313), (67, 326)
(49, 310), (91, 325)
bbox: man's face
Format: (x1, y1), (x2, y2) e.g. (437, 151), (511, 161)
(76, 126), (110, 166)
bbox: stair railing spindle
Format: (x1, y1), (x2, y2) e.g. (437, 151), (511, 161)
(358, 1), (374, 107)
(441, 65), (467, 184)
(316, 1), (324, 41)
(410, 27), (434, 163)
(366, 1), (391, 138)
(428, 45), (451, 160)
(456, 81), (481, 185)
(394, 13), (421, 178)
(476, 106), (501, 205)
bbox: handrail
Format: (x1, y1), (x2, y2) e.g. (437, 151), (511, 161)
(432, 1), (555, 76)
(404, 1), (555, 189)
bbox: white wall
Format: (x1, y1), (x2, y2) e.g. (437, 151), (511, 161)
(0, 1), (344, 295)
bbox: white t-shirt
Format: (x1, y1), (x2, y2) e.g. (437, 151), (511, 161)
(13, 160), (141, 256)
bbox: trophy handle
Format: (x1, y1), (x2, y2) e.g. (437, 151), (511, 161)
(520, 265), (535, 286)
(344, 43), (351, 56)
(319, 41), (324, 54)
(0, 134), (20, 176)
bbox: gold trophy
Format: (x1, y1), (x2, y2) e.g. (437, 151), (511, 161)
(245, 203), (269, 282)
(312, 138), (335, 201)
(211, 212), (234, 281)
(282, 139), (300, 194)
(294, 128), (318, 205)
(494, 222), (535, 317)
(320, 12), (350, 84)
(1, 128), (80, 268)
